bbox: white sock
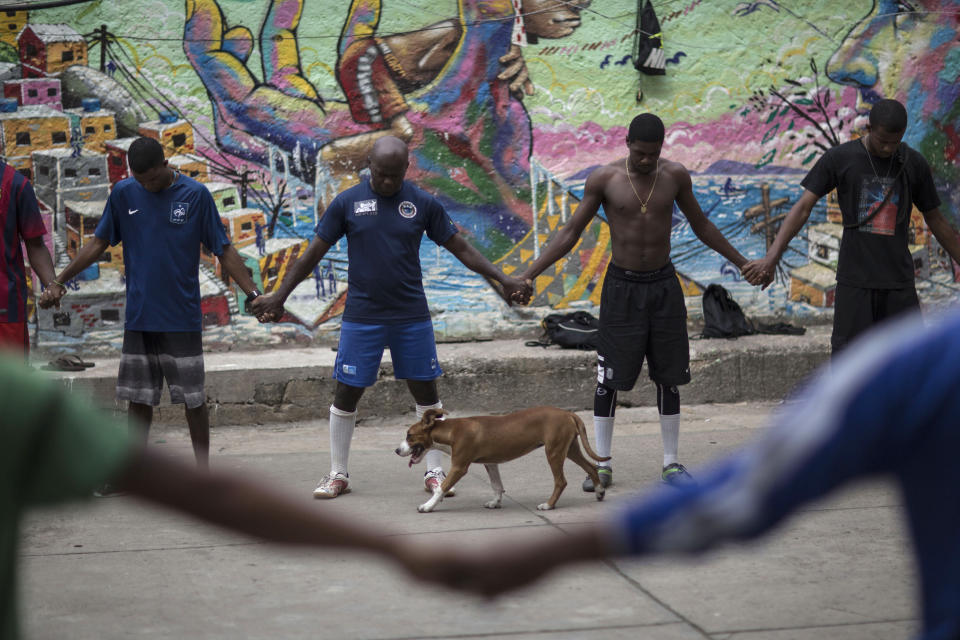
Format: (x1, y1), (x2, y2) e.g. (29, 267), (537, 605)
(329, 405), (357, 476)
(417, 402), (444, 472)
(593, 416), (614, 468)
(660, 413), (680, 467)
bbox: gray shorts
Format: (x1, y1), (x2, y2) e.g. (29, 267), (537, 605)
(117, 331), (206, 409)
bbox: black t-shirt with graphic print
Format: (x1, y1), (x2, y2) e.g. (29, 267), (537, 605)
(801, 139), (941, 289)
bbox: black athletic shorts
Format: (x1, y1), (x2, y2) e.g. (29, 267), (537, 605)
(596, 262), (691, 390)
(117, 331), (206, 408)
(832, 283), (919, 354)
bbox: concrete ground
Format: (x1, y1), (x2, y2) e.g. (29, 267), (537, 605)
(20, 403), (918, 639)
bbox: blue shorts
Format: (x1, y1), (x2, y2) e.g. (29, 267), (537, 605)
(334, 320), (441, 388)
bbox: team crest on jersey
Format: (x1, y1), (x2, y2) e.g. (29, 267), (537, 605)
(398, 201), (417, 219)
(354, 199), (377, 215)
(170, 201), (189, 224)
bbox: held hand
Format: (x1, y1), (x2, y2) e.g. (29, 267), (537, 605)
(510, 278), (533, 306)
(398, 543), (558, 598)
(497, 45), (535, 101)
(249, 293), (285, 323)
(500, 275), (532, 306)
(38, 283), (66, 309)
(741, 258), (776, 290)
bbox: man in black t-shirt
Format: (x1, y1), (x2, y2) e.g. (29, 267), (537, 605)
(743, 99), (960, 353)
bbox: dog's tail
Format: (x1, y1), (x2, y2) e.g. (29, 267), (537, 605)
(572, 414), (611, 462)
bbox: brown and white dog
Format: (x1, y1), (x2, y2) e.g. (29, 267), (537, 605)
(395, 407), (610, 513)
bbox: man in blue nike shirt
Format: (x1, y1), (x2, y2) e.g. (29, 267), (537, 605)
(40, 137), (262, 488)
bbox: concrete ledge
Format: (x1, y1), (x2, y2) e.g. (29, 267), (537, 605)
(41, 325), (832, 426)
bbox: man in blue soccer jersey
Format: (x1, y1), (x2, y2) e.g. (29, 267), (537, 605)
(252, 136), (530, 500)
(415, 307), (960, 640)
(40, 137), (262, 488)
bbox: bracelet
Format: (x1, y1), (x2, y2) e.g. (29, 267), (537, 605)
(50, 280), (66, 289)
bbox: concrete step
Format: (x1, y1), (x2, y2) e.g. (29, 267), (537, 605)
(40, 325), (832, 427)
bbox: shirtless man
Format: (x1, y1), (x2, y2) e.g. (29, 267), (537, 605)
(518, 114), (750, 490)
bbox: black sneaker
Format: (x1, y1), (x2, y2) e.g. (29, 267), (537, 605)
(661, 463), (696, 487)
(582, 465), (612, 492)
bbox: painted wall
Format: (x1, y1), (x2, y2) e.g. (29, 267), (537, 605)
(9, 0), (959, 353)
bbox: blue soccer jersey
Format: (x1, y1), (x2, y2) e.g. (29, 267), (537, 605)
(607, 309), (960, 640)
(315, 177), (457, 324)
(95, 174), (229, 331)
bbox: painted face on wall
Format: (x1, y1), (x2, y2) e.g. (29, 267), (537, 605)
(522, 0), (592, 40)
(826, 0), (960, 218)
(825, 0), (952, 103)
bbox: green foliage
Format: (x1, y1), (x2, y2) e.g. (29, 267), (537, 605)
(0, 43), (18, 64)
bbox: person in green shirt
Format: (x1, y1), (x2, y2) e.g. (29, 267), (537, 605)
(0, 357), (436, 639)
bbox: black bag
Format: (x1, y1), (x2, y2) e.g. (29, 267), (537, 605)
(701, 284), (754, 338)
(526, 311), (600, 350)
(633, 0), (666, 75)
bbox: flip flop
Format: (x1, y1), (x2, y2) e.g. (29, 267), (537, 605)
(42, 357), (84, 372)
(61, 353), (96, 368)
(41, 354), (95, 371)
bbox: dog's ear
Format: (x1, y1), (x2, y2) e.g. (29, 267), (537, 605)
(423, 408), (447, 429)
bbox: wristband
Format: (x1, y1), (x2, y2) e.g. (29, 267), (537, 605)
(244, 289), (262, 313)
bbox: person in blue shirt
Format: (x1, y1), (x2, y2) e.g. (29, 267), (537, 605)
(252, 136), (530, 501)
(413, 307), (960, 640)
(39, 137), (262, 488)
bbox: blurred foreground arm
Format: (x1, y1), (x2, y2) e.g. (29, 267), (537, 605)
(117, 448), (425, 568)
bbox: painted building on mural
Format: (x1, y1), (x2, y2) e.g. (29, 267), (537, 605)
(36, 267), (125, 339)
(238, 237), (309, 297)
(3, 77), (62, 110)
(103, 136), (133, 185)
(0, 102), (70, 181)
(138, 111), (195, 158)
(32, 147), (110, 219)
(63, 198), (124, 273)
(205, 181), (241, 212)
(18, 23), (87, 78)
(169, 153), (208, 181)
(0, 10), (27, 48)
(199, 265), (234, 328)
(221, 207), (266, 250)
(65, 98), (117, 153)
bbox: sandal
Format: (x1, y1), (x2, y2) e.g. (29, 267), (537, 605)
(41, 354), (95, 371)
(61, 354), (95, 368)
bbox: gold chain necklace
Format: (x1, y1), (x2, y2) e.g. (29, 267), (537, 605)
(625, 157), (659, 213)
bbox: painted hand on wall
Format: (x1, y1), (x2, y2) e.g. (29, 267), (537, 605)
(185, 0), (591, 176)
(183, 0), (332, 170)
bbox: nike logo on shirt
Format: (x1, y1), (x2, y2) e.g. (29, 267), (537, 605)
(128, 209), (139, 215)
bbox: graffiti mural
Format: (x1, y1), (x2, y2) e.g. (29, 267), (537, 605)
(3, 0), (956, 354)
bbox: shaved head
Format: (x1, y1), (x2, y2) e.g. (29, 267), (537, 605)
(368, 136), (410, 197)
(370, 136), (409, 166)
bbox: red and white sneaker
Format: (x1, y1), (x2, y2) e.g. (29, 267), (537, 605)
(313, 472), (350, 499)
(423, 468), (456, 497)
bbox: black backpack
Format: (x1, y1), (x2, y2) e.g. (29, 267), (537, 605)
(526, 311), (600, 350)
(701, 284), (754, 339)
